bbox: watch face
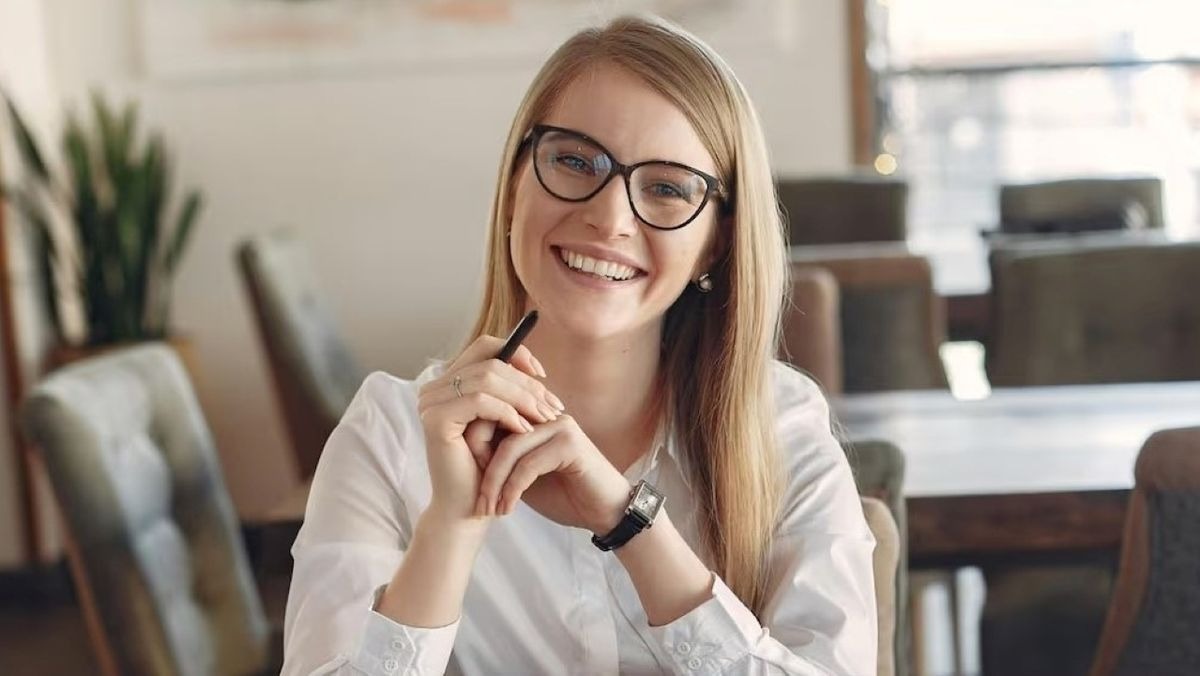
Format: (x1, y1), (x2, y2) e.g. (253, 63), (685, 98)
(629, 481), (664, 520)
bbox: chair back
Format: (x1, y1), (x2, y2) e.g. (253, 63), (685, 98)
(999, 177), (1164, 234)
(862, 496), (900, 676)
(237, 231), (364, 479)
(987, 240), (1200, 386)
(778, 176), (908, 246)
(781, 266), (843, 394)
(21, 344), (269, 676)
(847, 440), (909, 676)
(791, 250), (948, 392)
(1090, 426), (1200, 676)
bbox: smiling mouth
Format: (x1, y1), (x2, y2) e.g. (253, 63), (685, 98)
(553, 246), (646, 282)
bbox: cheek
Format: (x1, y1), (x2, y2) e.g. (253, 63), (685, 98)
(510, 172), (566, 237)
(652, 221), (716, 281)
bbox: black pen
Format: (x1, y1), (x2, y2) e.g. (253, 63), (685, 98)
(496, 310), (539, 363)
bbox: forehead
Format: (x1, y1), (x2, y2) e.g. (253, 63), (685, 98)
(544, 63), (717, 175)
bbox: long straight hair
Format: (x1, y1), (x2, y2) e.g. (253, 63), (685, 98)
(465, 15), (788, 616)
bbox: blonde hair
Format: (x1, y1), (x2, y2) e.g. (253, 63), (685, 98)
(466, 15), (787, 616)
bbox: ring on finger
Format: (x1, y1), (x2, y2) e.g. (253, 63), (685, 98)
(452, 375), (465, 398)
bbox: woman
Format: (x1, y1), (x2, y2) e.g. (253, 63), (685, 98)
(284, 15), (876, 675)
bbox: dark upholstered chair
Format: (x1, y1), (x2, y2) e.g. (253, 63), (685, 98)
(981, 563), (1114, 676)
(1090, 427), (1200, 676)
(777, 176), (908, 246)
(237, 230), (364, 480)
(790, 252), (948, 393)
(986, 240), (1200, 387)
(21, 344), (273, 676)
(998, 177), (1164, 235)
(781, 266), (843, 394)
(983, 241), (1200, 675)
(862, 496), (901, 676)
(845, 440), (909, 676)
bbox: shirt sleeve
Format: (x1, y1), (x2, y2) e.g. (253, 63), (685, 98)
(281, 372), (461, 676)
(646, 365), (878, 675)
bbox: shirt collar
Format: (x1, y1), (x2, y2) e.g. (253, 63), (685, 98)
(628, 412), (694, 493)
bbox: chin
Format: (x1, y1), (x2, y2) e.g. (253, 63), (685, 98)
(539, 300), (653, 344)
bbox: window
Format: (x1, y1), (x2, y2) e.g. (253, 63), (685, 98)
(865, 0), (1200, 286)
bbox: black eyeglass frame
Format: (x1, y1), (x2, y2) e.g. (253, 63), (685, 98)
(520, 124), (730, 231)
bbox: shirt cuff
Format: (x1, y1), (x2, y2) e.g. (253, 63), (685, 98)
(349, 585), (460, 675)
(647, 573), (765, 674)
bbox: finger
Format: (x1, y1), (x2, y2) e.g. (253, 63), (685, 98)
(426, 391), (531, 443)
(446, 335), (506, 372)
(446, 336), (542, 382)
(445, 334), (547, 382)
(426, 362), (563, 422)
(506, 344), (548, 380)
(463, 420), (497, 470)
(498, 441), (568, 514)
(478, 424), (558, 514)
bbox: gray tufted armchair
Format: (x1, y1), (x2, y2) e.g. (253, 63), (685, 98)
(21, 344), (272, 676)
(237, 230), (365, 480)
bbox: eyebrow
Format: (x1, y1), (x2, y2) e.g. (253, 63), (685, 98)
(536, 123), (720, 179)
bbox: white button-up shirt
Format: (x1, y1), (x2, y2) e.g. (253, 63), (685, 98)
(282, 361), (877, 675)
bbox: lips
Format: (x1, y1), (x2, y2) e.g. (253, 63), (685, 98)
(557, 246), (642, 281)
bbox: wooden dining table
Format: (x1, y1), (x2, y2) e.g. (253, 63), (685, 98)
(835, 380), (1200, 568)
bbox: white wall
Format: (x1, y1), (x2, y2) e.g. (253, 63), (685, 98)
(0, 0), (850, 544)
(0, 0), (66, 568)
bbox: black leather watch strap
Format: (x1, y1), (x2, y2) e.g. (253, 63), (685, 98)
(592, 480), (663, 552)
(591, 511), (649, 552)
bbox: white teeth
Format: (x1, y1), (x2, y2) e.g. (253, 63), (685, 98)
(558, 248), (640, 281)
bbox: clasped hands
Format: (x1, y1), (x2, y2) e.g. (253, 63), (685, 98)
(416, 335), (633, 536)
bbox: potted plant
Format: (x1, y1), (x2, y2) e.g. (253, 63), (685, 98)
(2, 89), (201, 370)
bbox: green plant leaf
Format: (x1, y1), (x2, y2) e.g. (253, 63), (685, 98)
(164, 190), (201, 276)
(2, 89), (51, 184)
(63, 113), (97, 251)
(92, 92), (135, 209)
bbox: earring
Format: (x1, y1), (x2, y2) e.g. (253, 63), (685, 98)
(696, 273), (713, 293)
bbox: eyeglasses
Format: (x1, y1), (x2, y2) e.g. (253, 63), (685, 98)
(522, 124), (727, 231)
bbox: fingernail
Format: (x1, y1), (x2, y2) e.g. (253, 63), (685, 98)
(523, 418), (534, 433)
(538, 403), (557, 421)
(546, 392), (566, 412)
(532, 356), (547, 378)
(475, 495), (486, 518)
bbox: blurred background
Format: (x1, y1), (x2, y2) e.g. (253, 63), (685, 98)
(1, 1), (1198, 675)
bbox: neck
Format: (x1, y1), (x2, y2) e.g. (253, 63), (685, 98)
(522, 316), (664, 473)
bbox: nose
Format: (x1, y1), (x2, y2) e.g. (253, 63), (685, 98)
(580, 175), (640, 239)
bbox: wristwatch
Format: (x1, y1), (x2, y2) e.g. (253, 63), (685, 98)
(592, 479), (665, 551)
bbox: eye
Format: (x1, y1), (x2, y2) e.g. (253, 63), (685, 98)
(646, 182), (686, 199)
(550, 153), (595, 175)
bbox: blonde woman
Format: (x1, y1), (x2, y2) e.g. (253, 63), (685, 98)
(284, 15), (876, 675)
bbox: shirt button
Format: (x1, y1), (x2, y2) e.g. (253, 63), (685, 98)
(687, 656), (702, 670)
(677, 641), (692, 654)
(383, 657), (399, 672)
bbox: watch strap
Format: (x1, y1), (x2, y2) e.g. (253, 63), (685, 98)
(591, 510), (649, 551)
